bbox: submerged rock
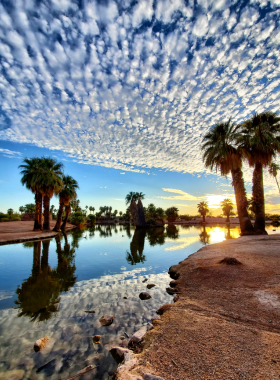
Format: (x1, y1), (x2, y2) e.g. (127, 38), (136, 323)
(139, 292), (151, 300)
(99, 315), (114, 326)
(92, 335), (101, 343)
(34, 336), (49, 352)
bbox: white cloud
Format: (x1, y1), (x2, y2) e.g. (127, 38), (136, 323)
(0, 0), (279, 192)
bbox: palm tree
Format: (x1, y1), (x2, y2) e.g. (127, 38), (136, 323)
(268, 162), (280, 193)
(237, 112), (280, 233)
(125, 191), (145, 205)
(53, 175), (79, 232)
(19, 158), (44, 231)
(197, 201), (209, 223)
(119, 211), (123, 217)
(40, 158), (64, 230)
(85, 205), (88, 215)
(202, 120), (255, 235)
(220, 198), (234, 222)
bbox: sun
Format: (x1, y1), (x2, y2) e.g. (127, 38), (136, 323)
(205, 194), (235, 209)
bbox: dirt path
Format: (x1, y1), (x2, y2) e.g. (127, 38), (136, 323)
(120, 235), (280, 379)
(0, 221), (76, 245)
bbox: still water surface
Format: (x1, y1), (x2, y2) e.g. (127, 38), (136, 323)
(0, 224), (277, 379)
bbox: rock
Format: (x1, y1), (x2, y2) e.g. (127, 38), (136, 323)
(129, 199), (147, 228)
(129, 329), (146, 344)
(142, 278), (148, 283)
(99, 315), (114, 326)
(219, 257), (242, 265)
(34, 336), (49, 352)
(120, 336), (126, 340)
(156, 304), (172, 315)
(92, 335), (101, 343)
(147, 323), (154, 330)
(110, 347), (131, 363)
(0, 370), (25, 380)
(85, 310), (95, 313)
(144, 374), (164, 380)
(139, 292), (151, 300)
(123, 296), (128, 299)
(173, 294), (180, 302)
(168, 264), (180, 279)
(147, 284), (156, 289)
(169, 280), (178, 288)
(166, 287), (177, 295)
(151, 315), (160, 321)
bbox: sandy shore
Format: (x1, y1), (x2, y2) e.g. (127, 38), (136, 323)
(116, 234), (280, 379)
(0, 220), (76, 245)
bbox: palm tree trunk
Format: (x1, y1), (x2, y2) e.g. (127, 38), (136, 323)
(53, 200), (64, 231)
(61, 205), (71, 231)
(226, 213), (230, 223)
(34, 192), (43, 231)
(231, 168), (255, 235)
(252, 162), (267, 234)
(43, 195), (51, 230)
(202, 214), (206, 223)
(275, 175), (280, 194)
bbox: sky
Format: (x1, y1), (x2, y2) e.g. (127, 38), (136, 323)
(0, 0), (280, 215)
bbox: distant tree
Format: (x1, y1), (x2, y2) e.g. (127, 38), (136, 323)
(24, 203), (36, 213)
(119, 211), (123, 217)
(114, 209), (118, 216)
(220, 198), (234, 222)
(7, 208), (14, 216)
(165, 207), (179, 222)
(19, 206), (25, 214)
(197, 201), (209, 223)
(268, 162), (280, 193)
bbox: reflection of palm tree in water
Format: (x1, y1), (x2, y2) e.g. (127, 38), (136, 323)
(96, 224), (113, 238)
(126, 229), (146, 265)
(147, 227), (165, 246)
(225, 225), (233, 240)
(15, 235), (77, 322)
(124, 225), (131, 238)
(15, 240), (61, 322)
(199, 226), (210, 245)
(165, 225), (179, 240)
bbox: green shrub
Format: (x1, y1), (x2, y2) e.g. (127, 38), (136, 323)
(70, 211), (85, 225)
(147, 218), (156, 225)
(88, 214), (96, 224)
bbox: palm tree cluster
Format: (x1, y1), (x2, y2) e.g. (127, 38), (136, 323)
(19, 157), (79, 232)
(202, 111), (280, 235)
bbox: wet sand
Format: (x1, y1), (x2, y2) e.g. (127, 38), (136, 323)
(0, 220), (76, 245)
(117, 234), (280, 379)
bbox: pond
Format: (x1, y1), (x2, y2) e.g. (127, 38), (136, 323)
(0, 224), (277, 379)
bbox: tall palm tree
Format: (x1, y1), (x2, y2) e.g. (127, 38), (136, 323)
(202, 120), (255, 235)
(53, 175), (79, 232)
(125, 191), (145, 205)
(268, 162), (280, 193)
(197, 201), (209, 223)
(39, 158), (64, 231)
(220, 198), (234, 222)
(237, 112), (280, 233)
(19, 158), (44, 231)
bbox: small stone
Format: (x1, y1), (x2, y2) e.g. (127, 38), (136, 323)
(166, 287), (177, 295)
(92, 335), (101, 343)
(139, 292), (151, 300)
(128, 329), (146, 344)
(120, 336), (126, 340)
(147, 284), (156, 289)
(34, 336), (49, 352)
(123, 296), (128, 299)
(99, 315), (114, 326)
(143, 374), (164, 380)
(151, 315), (160, 321)
(147, 323), (154, 330)
(142, 278), (148, 283)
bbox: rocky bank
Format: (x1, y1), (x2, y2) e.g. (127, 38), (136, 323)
(115, 234), (280, 379)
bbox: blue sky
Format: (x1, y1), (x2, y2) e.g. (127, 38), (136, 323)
(0, 0), (280, 215)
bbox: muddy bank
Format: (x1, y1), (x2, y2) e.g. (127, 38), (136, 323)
(115, 234), (280, 379)
(0, 220), (76, 245)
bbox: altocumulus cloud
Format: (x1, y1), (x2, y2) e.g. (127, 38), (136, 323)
(0, 0), (280, 185)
